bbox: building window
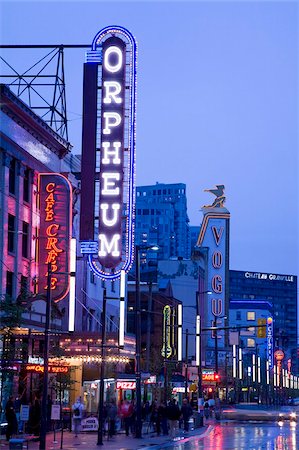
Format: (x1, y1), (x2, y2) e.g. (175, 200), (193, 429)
(8, 214), (15, 253)
(9, 158), (16, 195)
(236, 311), (241, 320)
(6, 271), (13, 297)
(22, 221), (29, 258)
(90, 271), (96, 284)
(247, 311), (255, 321)
(23, 168), (30, 203)
(247, 338), (255, 348)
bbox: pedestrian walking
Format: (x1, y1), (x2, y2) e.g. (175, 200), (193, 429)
(204, 401), (210, 420)
(107, 399), (117, 437)
(181, 398), (193, 432)
(120, 400), (133, 436)
(158, 401), (168, 436)
(72, 397), (84, 437)
(166, 399), (181, 439)
(5, 396), (18, 441)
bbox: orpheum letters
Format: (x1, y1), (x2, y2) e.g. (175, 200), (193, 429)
(98, 37), (126, 269)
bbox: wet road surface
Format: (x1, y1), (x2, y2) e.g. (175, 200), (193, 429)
(163, 421), (299, 450)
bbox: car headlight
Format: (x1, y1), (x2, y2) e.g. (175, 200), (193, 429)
(290, 412), (296, 419)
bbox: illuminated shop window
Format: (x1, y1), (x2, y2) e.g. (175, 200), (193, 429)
(247, 327), (255, 335)
(247, 338), (255, 348)
(247, 311), (255, 321)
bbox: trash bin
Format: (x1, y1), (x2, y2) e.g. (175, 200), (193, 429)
(9, 438), (25, 450)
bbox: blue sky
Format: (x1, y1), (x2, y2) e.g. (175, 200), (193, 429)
(1, 1), (298, 275)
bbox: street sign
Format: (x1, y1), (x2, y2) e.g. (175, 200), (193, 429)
(20, 405), (30, 422)
(51, 405), (61, 421)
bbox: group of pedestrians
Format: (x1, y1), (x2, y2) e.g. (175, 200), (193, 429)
(143, 398), (193, 438)
(4, 394), (41, 441)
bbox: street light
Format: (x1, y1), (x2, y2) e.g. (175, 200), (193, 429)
(135, 244), (158, 439)
(212, 314), (227, 375)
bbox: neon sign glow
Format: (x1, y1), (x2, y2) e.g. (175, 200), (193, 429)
(38, 173), (72, 301)
(81, 26), (137, 280)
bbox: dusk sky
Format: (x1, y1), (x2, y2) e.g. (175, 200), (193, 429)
(1, 1), (298, 276)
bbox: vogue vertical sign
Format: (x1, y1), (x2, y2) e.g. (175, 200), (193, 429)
(38, 173), (72, 301)
(80, 26), (137, 280)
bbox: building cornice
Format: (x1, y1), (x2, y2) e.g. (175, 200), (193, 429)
(0, 84), (72, 158)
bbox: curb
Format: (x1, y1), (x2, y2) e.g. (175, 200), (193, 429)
(139, 425), (214, 449)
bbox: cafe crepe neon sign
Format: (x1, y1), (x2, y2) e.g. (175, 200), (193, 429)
(38, 173), (71, 302)
(86, 26), (137, 280)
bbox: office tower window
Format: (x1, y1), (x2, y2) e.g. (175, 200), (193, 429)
(247, 311), (256, 321)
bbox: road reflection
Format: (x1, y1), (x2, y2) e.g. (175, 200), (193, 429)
(170, 421), (299, 450)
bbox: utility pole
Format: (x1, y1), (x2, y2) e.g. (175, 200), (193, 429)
(135, 247), (142, 439)
(97, 289), (107, 445)
(39, 263), (51, 450)
(185, 329), (189, 399)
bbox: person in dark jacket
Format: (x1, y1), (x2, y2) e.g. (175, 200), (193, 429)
(181, 398), (193, 432)
(5, 396), (18, 441)
(158, 401), (168, 435)
(107, 399), (117, 437)
(166, 399), (181, 439)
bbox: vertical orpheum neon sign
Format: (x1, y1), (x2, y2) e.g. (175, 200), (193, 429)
(38, 173), (72, 301)
(80, 26), (137, 281)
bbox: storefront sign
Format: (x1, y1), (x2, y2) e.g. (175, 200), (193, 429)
(116, 381), (136, 390)
(20, 405), (30, 422)
(202, 369), (219, 382)
(144, 375), (157, 385)
(51, 405), (61, 420)
(172, 387), (189, 393)
(80, 26), (137, 280)
(245, 272), (294, 282)
(38, 173), (72, 301)
(267, 317), (274, 368)
(81, 417), (99, 431)
(25, 364), (69, 374)
(161, 305), (172, 358)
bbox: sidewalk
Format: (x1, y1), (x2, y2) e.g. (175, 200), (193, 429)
(0, 425), (212, 450)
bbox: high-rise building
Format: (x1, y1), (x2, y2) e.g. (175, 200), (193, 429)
(135, 182), (190, 263)
(230, 270), (298, 367)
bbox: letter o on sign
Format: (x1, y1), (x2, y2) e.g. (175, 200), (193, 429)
(104, 46), (123, 73)
(212, 251), (223, 269)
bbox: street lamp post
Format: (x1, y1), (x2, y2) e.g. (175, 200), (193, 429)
(97, 289), (107, 446)
(134, 244), (159, 439)
(39, 262), (51, 450)
(135, 246), (142, 439)
(212, 314), (227, 397)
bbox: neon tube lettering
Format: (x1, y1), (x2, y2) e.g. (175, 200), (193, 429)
(98, 234), (121, 257)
